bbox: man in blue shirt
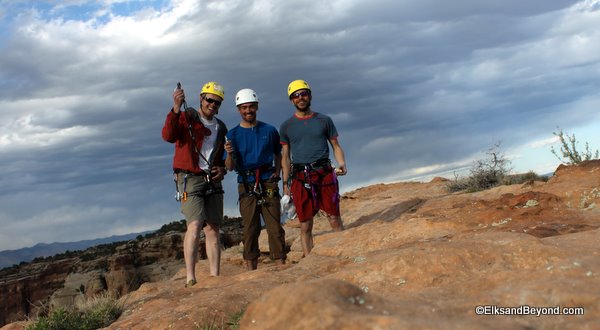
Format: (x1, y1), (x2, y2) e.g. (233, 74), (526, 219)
(224, 89), (286, 270)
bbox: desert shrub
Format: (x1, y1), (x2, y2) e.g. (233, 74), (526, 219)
(226, 307), (245, 330)
(447, 143), (511, 192)
(26, 308), (80, 330)
(551, 128), (599, 164)
(77, 293), (123, 329)
(26, 292), (124, 330)
(446, 175), (472, 193)
(154, 219), (187, 236)
(502, 171), (549, 185)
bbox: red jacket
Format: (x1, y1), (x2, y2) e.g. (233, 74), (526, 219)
(162, 108), (227, 173)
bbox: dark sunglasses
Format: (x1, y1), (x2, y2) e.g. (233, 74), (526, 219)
(203, 97), (222, 106)
(291, 90), (310, 99)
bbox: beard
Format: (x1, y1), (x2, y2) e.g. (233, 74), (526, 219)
(242, 113), (256, 124)
(294, 100), (311, 112)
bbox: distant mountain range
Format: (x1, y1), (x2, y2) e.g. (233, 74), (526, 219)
(0, 232), (151, 269)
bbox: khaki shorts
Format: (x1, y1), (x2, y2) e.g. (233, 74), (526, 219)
(176, 173), (223, 226)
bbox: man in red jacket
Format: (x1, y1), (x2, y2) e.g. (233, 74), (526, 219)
(162, 82), (227, 287)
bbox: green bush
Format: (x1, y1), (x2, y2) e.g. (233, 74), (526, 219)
(26, 308), (79, 330)
(551, 128), (599, 164)
(25, 293), (124, 330)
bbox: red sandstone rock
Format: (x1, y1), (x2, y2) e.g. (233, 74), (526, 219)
(2, 162), (599, 329)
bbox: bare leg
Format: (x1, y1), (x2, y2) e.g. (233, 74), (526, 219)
(327, 215), (344, 232)
(300, 218), (314, 256)
(203, 222), (221, 276)
(184, 220), (202, 282)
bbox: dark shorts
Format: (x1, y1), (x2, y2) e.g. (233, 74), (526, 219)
(290, 168), (340, 222)
(176, 173), (223, 226)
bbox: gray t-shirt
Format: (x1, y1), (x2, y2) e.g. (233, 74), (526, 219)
(279, 112), (338, 164)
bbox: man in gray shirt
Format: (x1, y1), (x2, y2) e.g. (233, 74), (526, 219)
(280, 79), (347, 256)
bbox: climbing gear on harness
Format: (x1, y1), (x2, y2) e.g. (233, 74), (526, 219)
(252, 167), (264, 204)
(291, 158), (340, 211)
(174, 172), (224, 202)
(287, 79), (311, 98)
(239, 185), (279, 206)
(292, 158), (332, 179)
(235, 88), (259, 106)
(264, 188), (278, 198)
(201, 81), (225, 99)
(239, 165), (276, 205)
(174, 173), (182, 201)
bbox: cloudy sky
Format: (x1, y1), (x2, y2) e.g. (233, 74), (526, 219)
(1, 0), (599, 251)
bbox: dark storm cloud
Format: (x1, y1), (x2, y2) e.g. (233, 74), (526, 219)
(0, 0), (599, 250)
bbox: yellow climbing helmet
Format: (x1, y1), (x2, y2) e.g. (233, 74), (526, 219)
(200, 82), (225, 99)
(287, 79), (311, 98)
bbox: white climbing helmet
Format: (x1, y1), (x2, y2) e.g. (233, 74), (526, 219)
(235, 88), (259, 106)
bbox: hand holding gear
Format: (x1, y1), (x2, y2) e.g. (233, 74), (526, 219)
(335, 164), (347, 176)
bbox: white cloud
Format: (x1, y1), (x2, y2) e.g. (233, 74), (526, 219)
(529, 137), (560, 149)
(0, 121), (96, 149)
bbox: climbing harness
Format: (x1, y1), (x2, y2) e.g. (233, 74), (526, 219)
(291, 158), (340, 210)
(238, 165), (278, 205)
(174, 171), (224, 202)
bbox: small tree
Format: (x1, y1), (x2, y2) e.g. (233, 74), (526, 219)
(447, 142), (512, 192)
(468, 142), (511, 190)
(551, 128), (599, 165)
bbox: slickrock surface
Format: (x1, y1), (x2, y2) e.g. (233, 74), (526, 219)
(3, 160), (599, 329)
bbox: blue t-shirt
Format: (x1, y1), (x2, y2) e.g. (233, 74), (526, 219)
(225, 121), (281, 183)
(279, 112), (338, 164)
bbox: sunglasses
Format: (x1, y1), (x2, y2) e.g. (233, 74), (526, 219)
(203, 97), (222, 106)
(291, 90), (310, 99)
